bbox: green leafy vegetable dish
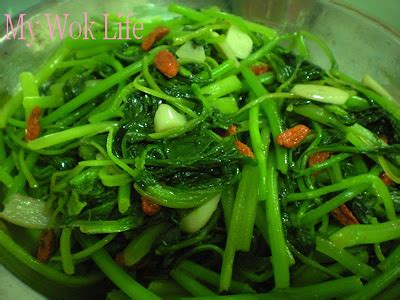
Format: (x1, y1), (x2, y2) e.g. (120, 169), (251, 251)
(1, 4), (400, 300)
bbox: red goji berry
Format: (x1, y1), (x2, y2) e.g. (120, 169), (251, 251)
(154, 50), (179, 78)
(141, 27), (170, 51)
(277, 125), (311, 148)
(25, 106), (42, 142)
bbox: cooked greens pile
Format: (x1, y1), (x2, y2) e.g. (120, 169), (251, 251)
(1, 4), (400, 300)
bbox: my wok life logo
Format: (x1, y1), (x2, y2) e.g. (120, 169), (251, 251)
(3, 12), (144, 47)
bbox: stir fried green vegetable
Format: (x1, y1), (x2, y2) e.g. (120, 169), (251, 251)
(0, 4), (400, 300)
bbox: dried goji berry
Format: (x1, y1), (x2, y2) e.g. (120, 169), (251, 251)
(251, 63), (269, 75)
(141, 196), (161, 216)
(226, 124), (237, 136)
(235, 140), (255, 158)
(37, 229), (55, 263)
(141, 27), (170, 51)
(154, 50), (179, 78)
(277, 124), (311, 148)
(380, 172), (393, 186)
(308, 152), (331, 167)
(331, 204), (359, 226)
(25, 106), (42, 141)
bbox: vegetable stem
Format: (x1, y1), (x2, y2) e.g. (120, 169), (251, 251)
(60, 227), (75, 275)
(265, 151), (290, 288)
(78, 234), (160, 300)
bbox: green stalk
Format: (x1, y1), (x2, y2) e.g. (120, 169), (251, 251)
(68, 216), (143, 234)
(300, 184), (369, 225)
(286, 174), (396, 220)
(348, 263), (400, 300)
(0, 167), (14, 189)
(295, 153), (352, 177)
(316, 236), (377, 280)
(170, 268), (216, 297)
(52, 233), (117, 262)
(378, 246), (400, 272)
(173, 23), (228, 46)
(0, 230), (102, 287)
(378, 282), (400, 300)
(329, 219), (400, 249)
(142, 55), (162, 92)
(9, 152), (39, 194)
(200, 75), (242, 98)
(211, 59), (237, 79)
(134, 182), (220, 209)
(0, 46), (69, 128)
(236, 164), (259, 251)
(133, 75), (197, 117)
(122, 223), (168, 266)
(23, 96), (64, 116)
(19, 72), (40, 112)
(208, 96), (238, 114)
(18, 149), (38, 188)
(265, 151), (290, 288)
(180, 244), (224, 261)
(168, 4), (208, 22)
(292, 103), (348, 131)
(0, 131), (6, 162)
(156, 210), (220, 255)
(148, 280), (190, 298)
(203, 9), (277, 38)
(288, 244), (342, 279)
(245, 72), (270, 201)
(178, 260), (256, 294)
(181, 276), (363, 299)
(241, 66), (288, 174)
(240, 37), (279, 68)
(60, 227), (75, 275)
(242, 72), (275, 92)
(220, 164), (257, 291)
(371, 218), (386, 263)
(331, 69), (400, 122)
(233, 92), (296, 117)
(117, 184), (131, 214)
(27, 122), (117, 150)
(42, 47), (165, 125)
(221, 186), (235, 231)
(106, 128), (139, 178)
(78, 234), (160, 300)
(352, 154), (369, 175)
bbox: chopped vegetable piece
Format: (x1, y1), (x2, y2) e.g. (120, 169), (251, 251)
(226, 25), (253, 59)
(181, 194), (220, 233)
(154, 103), (187, 133)
(291, 84), (350, 105)
(176, 41), (206, 62)
(0, 193), (51, 229)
